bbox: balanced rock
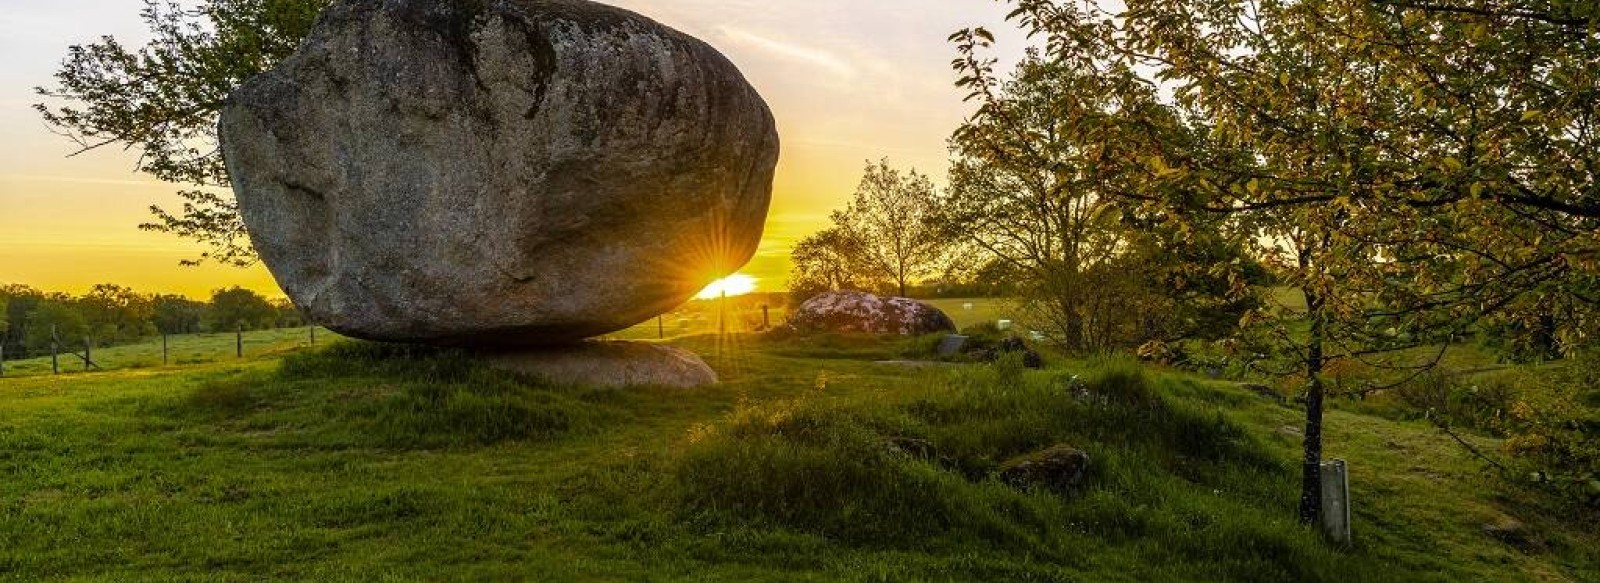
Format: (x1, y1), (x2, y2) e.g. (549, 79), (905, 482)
(787, 291), (957, 336)
(220, 0), (779, 346)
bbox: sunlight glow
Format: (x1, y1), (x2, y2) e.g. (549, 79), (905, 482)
(696, 274), (759, 299)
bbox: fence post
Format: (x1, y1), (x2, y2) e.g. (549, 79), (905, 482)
(719, 290), (728, 334)
(762, 305), (770, 330)
(0, 339), (6, 378)
(84, 337), (92, 371)
(162, 333), (169, 366)
(658, 316), (664, 339)
(310, 326), (317, 346)
(51, 325), (59, 375)
(236, 323), (244, 358)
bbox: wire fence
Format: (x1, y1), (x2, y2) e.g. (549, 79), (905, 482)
(0, 326), (326, 379)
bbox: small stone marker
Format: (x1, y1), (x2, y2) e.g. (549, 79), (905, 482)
(997, 320), (1013, 331)
(963, 302), (974, 311)
(937, 335), (969, 358)
(1321, 459), (1352, 546)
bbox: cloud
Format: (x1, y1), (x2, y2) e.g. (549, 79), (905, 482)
(716, 27), (857, 79)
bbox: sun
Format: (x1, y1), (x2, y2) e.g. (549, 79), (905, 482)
(696, 274), (758, 299)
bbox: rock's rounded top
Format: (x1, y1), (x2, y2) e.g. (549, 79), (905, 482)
(221, 0), (778, 347)
(786, 291), (957, 336)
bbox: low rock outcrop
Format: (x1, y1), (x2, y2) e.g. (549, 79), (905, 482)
(786, 291), (957, 336)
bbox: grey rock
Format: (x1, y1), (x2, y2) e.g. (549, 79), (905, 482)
(936, 334), (968, 357)
(482, 341), (717, 388)
(221, 0), (779, 346)
(998, 444), (1090, 493)
(786, 291), (957, 336)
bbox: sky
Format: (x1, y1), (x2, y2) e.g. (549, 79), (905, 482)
(0, 0), (1027, 299)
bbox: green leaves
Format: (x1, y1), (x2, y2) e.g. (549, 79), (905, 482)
(37, 0), (328, 266)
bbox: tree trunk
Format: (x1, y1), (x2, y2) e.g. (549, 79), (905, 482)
(1298, 282), (1327, 525)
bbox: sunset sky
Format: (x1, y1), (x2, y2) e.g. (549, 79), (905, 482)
(0, 0), (1027, 299)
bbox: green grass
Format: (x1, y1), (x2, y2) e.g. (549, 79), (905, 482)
(0, 327), (329, 378)
(0, 333), (1594, 581)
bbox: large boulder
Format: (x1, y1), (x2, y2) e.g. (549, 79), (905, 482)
(786, 291), (957, 336)
(220, 0), (779, 347)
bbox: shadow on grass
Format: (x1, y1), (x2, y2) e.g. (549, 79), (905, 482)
(171, 341), (613, 450)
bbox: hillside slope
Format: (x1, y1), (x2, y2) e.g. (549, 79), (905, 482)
(0, 334), (1594, 581)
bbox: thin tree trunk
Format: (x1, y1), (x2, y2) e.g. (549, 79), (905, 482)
(1298, 276), (1327, 525)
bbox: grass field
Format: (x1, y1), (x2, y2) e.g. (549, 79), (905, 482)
(0, 327), (328, 378)
(0, 331), (1594, 581)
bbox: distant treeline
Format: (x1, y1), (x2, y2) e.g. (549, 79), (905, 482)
(0, 284), (302, 357)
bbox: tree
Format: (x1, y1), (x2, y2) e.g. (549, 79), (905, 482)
(1, 285), (47, 356)
(152, 294), (209, 335)
(35, 0), (327, 266)
(832, 160), (952, 298)
(79, 284), (156, 345)
(962, 0), (1598, 525)
(24, 300), (89, 354)
(788, 227), (868, 305)
(207, 287), (277, 332)
(943, 39), (1235, 352)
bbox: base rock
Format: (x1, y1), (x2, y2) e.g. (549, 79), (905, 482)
(482, 342), (717, 388)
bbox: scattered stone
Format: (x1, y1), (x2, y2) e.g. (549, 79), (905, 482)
(886, 437), (940, 461)
(221, 0), (779, 346)
(999, 444), (1091, 493)
(996, 336), (1044, 369)
(786, 291), (957, 336)
(481, 342), (717, 388)
(1482, 515), (1542, 551)
(937, 335), (969, 358)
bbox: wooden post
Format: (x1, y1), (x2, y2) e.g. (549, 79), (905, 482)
(236, 323), (244, 358)
(83, 337), (92, 371)
(50, 325), (59, 375)
(310, 326), (317, 346)
(658, 316), (664, 339)
(762, 305), (770, 330)
(719, 290), (728, 335)
(0, 339), (6, 378)
(162, 333), (169, 366)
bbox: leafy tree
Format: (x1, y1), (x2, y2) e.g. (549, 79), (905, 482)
(24, 300), (89, 354)
(207, 287), (277, 331)
(152, 294), (210, 335)
(943, 40), (1232, 351)
(271, 298), (306, 328)
(961, 0), (1598, 525)
(79, 284), (156, 345)
(1, 285), (46, 355)
(832, 160), (952, 298)
(35, 0), (327, 266)
(788, 227), (868, 305)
